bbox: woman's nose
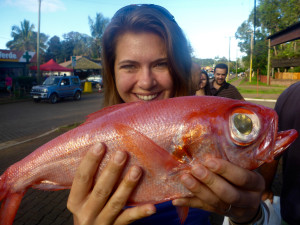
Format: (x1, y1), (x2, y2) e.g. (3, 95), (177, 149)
(137, 68), (157, 90)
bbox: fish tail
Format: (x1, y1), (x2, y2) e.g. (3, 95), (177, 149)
(0, 191), (25, 225)
(0, 173), (25, 225)
(176, 206), (189, 224)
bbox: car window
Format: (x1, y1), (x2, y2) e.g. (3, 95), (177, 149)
(72, 77), (80, 85)
(61, 78), (70, 86)
(43, 77), (60, 85)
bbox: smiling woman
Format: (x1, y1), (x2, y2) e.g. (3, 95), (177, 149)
(66, 4), (269, 225)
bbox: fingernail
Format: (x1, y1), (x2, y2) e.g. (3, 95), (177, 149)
(92, 143), (103, 156)
(146, 205), (156, 215)
(192, 164), (206, 178)
(129, 166), (142, 180)
(205, 159), (217, 170)
(181, 174), (196, 188)
(114, 151), (126, 164)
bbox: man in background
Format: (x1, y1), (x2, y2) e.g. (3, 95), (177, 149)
(210, 63), (244, 100)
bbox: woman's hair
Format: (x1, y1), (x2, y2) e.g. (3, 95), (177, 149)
(201, 70), (212, 96)
(102, 4), (192, 106)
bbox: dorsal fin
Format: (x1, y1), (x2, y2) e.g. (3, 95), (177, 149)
(80, 101), (145, 126)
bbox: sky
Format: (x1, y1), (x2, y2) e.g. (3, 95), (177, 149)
(0, 0), (254, 60)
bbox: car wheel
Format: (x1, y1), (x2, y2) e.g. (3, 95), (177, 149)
(73, 91), (81, 100)
(49, 93), (58, 104)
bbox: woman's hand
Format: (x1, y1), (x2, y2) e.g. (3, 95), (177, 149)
(67, 143), (156, 225)
(172, 158), (265, 224)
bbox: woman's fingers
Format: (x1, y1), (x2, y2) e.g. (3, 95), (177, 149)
(174, 158), (264, 221)
(98, 166), (155, 224)
(114, 204), (156, 225)
(203, 158), (265, 192)
(68, 143), (105, 209)
(85, 150), (128, 217)
(172, 172), (228, 214)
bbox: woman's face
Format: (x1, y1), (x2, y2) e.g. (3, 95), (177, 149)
(199, 73), (208, 89)
(114, 32), (174, 103)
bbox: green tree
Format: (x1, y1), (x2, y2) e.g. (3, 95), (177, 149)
(6, 19), (36, 51)
(88, 13), (110, 58)
(235, 0), (300, 74)
(45, 36), (62, 62)
(6, 19), (48, 57)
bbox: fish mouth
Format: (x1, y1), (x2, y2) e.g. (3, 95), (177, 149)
(136, 93), (159, 101)
(274, 129), (298, 157)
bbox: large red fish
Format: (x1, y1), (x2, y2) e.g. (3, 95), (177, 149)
(0, 96), (298, 224)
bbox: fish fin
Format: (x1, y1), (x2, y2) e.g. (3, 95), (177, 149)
(0, 191), (25, 225)
(176, 206), (189, 224)
(82, 101), (144, 125)
(114, 123), (184, 172)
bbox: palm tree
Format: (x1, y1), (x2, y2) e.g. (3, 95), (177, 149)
(88, 13), (110, 58)
(6, 19), (36, 51)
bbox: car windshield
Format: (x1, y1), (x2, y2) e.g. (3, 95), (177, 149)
(43, 77), (61, 85)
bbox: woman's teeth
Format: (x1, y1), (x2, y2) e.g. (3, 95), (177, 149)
(136, 94), (158, 101)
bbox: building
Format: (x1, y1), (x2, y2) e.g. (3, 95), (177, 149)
(0, 49), (36, 90)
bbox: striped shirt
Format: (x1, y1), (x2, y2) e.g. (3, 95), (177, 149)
(210, 80), (244, 100)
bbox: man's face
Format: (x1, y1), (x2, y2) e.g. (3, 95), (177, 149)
(214, 68), (227, 86)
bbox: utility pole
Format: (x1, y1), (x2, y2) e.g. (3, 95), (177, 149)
(249, 31), (253, 83)
(37, 0), (41, 84)
(267, 38), (271, 85)
(227, 36), (231, 81)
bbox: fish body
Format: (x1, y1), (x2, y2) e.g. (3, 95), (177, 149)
(0, 96), (298, 224)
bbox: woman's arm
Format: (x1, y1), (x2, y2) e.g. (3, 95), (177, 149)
(67, 143), (156, 225)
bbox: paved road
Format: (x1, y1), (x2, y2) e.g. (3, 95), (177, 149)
(0, 92), (104, 149)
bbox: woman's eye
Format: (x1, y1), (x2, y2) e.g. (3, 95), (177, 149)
(154, 62), (168, 69)
(120, 65), (136, 72)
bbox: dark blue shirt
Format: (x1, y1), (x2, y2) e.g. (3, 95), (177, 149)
(130, 201), (211, 225)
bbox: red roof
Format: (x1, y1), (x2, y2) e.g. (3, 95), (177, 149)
(30, 59), (73, 72)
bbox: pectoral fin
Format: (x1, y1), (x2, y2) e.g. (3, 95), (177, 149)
(113, 123), (186, 174)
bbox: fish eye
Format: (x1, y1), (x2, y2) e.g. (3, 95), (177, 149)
(230, 110), (260, 146)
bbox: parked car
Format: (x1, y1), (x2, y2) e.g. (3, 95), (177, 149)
(30, 76), (82, 104)
(85, 75), (103, 88)
(238, 72), (246, 77)
(208, 73), (214, 79)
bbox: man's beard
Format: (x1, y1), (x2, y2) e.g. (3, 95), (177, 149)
(216, 79), (225, 85)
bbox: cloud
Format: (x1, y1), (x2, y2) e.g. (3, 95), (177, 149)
(4, 0), (66, 13)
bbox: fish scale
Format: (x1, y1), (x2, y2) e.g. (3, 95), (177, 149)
(0, 96), (298, 225)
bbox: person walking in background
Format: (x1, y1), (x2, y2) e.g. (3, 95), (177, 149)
(210, 63), (244, 100)
(5, 74), (12, 97)
(259, 81), (300, 225)
(195, 70), (212, 96)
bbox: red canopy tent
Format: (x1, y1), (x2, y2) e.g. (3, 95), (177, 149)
(30, 59), (73, 72)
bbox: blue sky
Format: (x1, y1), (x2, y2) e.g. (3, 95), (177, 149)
(0, 0), (254, 60)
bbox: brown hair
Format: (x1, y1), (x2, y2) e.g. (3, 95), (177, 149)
(102, 4), (192, 106)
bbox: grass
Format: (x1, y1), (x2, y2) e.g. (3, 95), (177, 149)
(237, 87), (284, 94)
(57, 122), (82, 132)
(228, 77), (286, 95)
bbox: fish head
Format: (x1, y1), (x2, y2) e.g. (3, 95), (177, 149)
(220, 100), (298, 169)
(183, 97), (298, 170)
